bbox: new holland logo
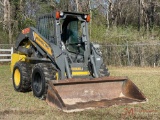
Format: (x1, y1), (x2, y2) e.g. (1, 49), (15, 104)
(33, 32), (52, 55)
(71, 67), (83, 71)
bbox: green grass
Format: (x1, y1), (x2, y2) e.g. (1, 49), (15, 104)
(0, 65), (159, 120)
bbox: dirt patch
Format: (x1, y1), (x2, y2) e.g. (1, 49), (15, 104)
(0, 109), (47, 120)
(63, 98), (85, 105)
(0, 109), (45, 116)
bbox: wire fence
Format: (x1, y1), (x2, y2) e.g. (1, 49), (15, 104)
(101, 42), (160, 67)
(0, 43), (160, 67)
(0, 44), (14, 49)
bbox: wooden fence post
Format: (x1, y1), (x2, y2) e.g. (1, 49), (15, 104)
(11, 47), (13, 54)
(126, 41), (130, 66)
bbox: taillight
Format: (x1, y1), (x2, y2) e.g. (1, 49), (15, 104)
(56, 11), (60, 19)
(22, 28), (30, 34)
(56, 11), (64, 20)
(86, 15), (90, 22)
(84, 14), (90, 22)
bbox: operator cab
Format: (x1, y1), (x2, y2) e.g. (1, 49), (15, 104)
(58, 12), (90, 63)
(61, 16), (85, 55)
(36, 11), (90, 63)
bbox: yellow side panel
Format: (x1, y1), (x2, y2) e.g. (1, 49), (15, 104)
(33, 32), (52, 55)
(72, 71), (90, 76)
(11, 53), (26, 73)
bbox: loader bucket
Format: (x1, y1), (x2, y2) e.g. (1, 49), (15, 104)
(46, 76), (146, 112)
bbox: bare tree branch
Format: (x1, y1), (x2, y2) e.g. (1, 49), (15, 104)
(0, 1), (4, 7)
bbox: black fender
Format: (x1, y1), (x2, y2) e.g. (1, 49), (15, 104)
(15, 27), (52, 57)
(15, 27), (36, 50)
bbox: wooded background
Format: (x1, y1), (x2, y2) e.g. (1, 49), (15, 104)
(1, 0), (160, 66)
(1, 0), (160, 44)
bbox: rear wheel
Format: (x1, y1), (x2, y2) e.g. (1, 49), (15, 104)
(99, 64), (110, 77)
(31, 63), (56, 99)
(12, 62), (31, 92)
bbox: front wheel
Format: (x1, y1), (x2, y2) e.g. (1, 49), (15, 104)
(12, 62), (31, 92)
(31, 63), (56, 99)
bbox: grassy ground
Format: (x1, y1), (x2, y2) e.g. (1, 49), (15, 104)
(0, 65), (159, 120)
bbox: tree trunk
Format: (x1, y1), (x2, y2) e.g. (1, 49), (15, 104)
(3, 0), (12, 44)
(108, 0), (114, 27)
(75, 0), (78, 12)
(89, 0), (92, 39)
(3, 0), (7, 30)
(106, 6), (109, 29)
(138, 0), (141, 31)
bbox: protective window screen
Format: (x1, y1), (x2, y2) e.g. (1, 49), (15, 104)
(37, 17), (54, 42)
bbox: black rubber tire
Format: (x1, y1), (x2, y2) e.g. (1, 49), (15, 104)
(31, 63), (56, 99)
(99, 64), (110, 77)
(12, 61), (32, 92)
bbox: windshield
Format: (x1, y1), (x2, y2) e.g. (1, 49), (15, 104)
(62, 19), (85, 54)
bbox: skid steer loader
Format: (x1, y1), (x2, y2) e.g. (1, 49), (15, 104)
(11, 11), (146, 111)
